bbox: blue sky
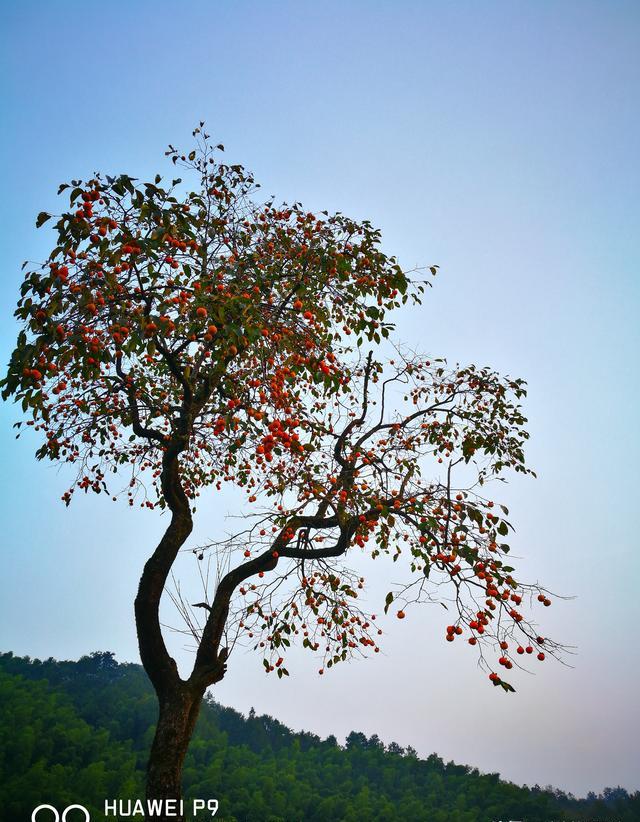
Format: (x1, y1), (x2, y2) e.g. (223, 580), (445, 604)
(1, 0), (639, 796)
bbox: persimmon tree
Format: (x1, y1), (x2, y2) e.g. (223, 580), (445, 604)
(2, 125), (559, 821)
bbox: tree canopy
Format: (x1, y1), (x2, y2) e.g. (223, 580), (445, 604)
(2, 126), (560, 694)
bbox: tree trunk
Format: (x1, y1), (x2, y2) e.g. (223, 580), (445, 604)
(135, 458), (227, 820)
(134, 458), (198, 822)
(146, 684), (204, 822)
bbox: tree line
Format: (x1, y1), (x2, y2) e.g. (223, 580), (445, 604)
(0, 652), (636, 821)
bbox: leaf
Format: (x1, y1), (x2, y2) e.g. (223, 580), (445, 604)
(468, 507), (483, 525)
(383, 591), (394, 614)
(498, 521), (509, 536)
(36, 212), (51, 228)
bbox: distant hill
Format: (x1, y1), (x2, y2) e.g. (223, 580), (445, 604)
(0, 652), (637, 821)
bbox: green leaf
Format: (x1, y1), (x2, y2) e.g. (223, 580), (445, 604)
(36, 212), (51, 228)
(384, 591), (394, 614)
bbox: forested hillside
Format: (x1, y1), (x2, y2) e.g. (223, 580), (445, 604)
(0, 652), (637, 821)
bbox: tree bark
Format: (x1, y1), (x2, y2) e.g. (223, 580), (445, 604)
(135, 456), (193, 694)
(134, 456), (201, 822)
(145, 684), (204, 822)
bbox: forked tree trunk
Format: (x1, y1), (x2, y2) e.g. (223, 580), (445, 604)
(135, 459), (230, 820)
(146, 684), (205, 822)
(134, 455), (202, 822)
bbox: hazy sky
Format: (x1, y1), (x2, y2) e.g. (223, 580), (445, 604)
(1, 0), (639, 797)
